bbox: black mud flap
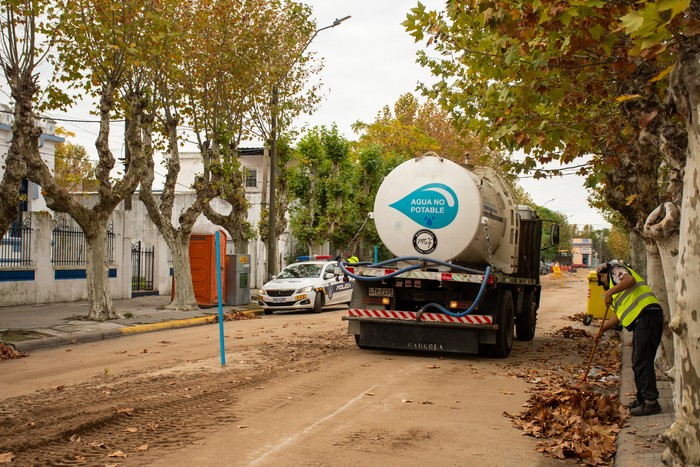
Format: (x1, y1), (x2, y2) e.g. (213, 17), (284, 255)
(357, 320), (486, 354)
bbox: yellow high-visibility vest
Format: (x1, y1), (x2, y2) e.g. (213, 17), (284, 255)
(608, 267), (660, 327)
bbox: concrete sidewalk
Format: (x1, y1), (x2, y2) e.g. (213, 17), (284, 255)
(615, 329), (674, 466)
(0, 294), (260, 352)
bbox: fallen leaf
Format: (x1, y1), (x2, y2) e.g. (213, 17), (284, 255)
(424, 365), (440, 369)
(401, 399), (413, 403)
(237, 425), (248, 429)
(136, 444), (149, 451)
(107, 451), (127, 458)
(116, 408), (134, 416)
(125, 427), (138, 433)
(0, 452), (15, 463)
(142, 349), (148, 353)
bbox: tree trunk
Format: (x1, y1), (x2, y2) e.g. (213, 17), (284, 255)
(169, 234), (199, 310)
(644, 202), (681, 367)
(628, 230), (647, 273)
(661, 43), (700, 467)
(84, 222), (116, 320)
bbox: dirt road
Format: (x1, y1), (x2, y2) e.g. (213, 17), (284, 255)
(1, 273), (612, 466)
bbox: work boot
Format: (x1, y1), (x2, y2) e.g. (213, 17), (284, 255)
(630, 400), (661, 416)
(625, 399), (642, 409)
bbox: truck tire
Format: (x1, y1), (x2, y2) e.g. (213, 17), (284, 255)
(313, 293), (324, 313)
(494, 290), (514, 358)
(516, 289), (537, 341)
(354, 334), (368, 349)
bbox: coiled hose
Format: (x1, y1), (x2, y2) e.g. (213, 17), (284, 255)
(337, 258), (492, 318)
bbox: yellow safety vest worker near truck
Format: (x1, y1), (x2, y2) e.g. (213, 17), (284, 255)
(606, 266), (660, 327)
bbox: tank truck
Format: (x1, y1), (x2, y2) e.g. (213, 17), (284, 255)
(340, 153), (558, 357)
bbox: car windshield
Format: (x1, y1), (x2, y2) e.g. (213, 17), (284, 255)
(276, 263), (323, 279)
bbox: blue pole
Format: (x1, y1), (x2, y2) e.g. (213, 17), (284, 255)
(215, 231), (226, 366)
(373, 246), (378, 263)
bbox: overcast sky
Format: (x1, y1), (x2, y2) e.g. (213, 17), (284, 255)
(304, 0), (609, 228)
(3, 0), (609, 229)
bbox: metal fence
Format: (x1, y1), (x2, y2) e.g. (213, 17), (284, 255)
(51, 222), (115, 266)
(131, 241), (154, 291)
(0, 217), (32, 267)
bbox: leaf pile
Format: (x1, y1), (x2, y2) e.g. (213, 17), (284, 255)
(0, 343), (26, 360)
(551, 326), (592, 339)
(506, 387), (626, 465)
(568, 312), (588, 322)
(215, 311), (259, 322)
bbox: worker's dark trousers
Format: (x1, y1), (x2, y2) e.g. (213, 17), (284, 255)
(631, 306), (664, 402)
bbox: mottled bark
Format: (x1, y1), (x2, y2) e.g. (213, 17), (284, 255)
(0, 83), (35, 235)
(139, 114), (199, 311)
(628, 230), (647, 273)
(642, 236), (674, 366)
(0, 11), (37, 235)
(660, 39), (700, 467)
(84, 221), (115, 319)
(26, 88), (147, 320)
(645, 203), (680, 367)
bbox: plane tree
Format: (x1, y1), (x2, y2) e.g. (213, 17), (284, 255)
(404, 1), (698, 463)
(136, 0), (317, 309)
(0, 0), (54, 238)
(619, 2), (700, 464)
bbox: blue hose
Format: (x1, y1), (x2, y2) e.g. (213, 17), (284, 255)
(420, 266), (492, 317)
(337, 258), (492, 317)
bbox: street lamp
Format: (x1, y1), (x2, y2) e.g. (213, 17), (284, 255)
(267, 15), (351, 279)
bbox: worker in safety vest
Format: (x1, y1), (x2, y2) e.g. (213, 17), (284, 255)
(595, 262), (663, 416)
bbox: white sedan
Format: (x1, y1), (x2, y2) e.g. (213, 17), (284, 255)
(257, 260), (353, 314)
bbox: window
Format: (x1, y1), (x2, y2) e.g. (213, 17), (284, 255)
(244, 168), (257, 188)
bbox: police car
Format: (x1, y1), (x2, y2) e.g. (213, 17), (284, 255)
(257, 256), (354, 314)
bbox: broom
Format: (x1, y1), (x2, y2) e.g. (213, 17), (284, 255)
(575, 305), (610, 387)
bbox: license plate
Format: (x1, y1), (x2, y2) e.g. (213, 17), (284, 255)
(272, 297), (287, 303)
(369, 287), (394, 297)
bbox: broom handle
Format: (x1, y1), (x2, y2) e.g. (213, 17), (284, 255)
(579, 305), (611, 382)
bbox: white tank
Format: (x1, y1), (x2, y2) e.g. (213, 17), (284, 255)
(373, 154), (519, 273)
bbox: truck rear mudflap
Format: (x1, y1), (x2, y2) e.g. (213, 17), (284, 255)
(343, 311), (497, 354)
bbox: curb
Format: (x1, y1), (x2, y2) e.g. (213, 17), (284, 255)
(9, 309), (262, 353)
(12, 328), (123, 352)
(119, 315), (217, 334)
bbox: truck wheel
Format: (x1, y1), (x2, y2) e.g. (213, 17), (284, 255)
(494, 290), (514, 358)
(354, 334), (368, 349)
(313, 293), (324, 313)
(516, 289), (537, 341)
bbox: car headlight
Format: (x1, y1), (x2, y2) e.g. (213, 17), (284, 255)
(297, 286), (314, 293)
(258, 289), (265, 295)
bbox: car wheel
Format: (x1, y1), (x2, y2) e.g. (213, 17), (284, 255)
(313, 293), (324, 313)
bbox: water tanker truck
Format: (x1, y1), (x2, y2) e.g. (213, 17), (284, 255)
(340, 153), (558, 357)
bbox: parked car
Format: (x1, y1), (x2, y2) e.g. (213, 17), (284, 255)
(540, 261), (549, 275)
(257, 260), (353, 314)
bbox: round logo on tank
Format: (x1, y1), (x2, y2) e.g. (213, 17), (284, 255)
(413, 229), (437, 254)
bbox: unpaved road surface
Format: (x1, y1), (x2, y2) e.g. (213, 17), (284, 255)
(1, 274), (607, 466)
